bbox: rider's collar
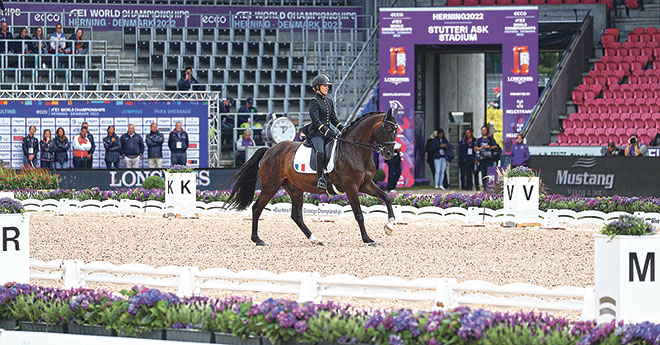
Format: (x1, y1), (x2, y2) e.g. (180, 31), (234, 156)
(316, 92), (326, 98)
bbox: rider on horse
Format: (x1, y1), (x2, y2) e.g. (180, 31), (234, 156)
(306, 74), (345, 191)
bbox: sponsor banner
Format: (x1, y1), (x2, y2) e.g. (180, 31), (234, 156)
(528, 156), (660, 197)
(1, 4), (362, 31)
(57, 168), (239, 190)
(380, 7), (538, 186)
(0, 100), (209, 168)
(531, 146), (660, 157)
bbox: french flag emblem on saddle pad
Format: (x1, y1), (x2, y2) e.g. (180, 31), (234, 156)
(292, 140), (338, 174)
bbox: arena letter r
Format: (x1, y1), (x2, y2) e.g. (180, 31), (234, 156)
(2, 226), (20, 251)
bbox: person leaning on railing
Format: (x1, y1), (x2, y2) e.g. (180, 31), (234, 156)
(0, 21), (14, 54)
(65, 28), (87, 55)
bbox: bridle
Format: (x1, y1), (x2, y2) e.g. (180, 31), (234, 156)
(337, 114), (398, 154)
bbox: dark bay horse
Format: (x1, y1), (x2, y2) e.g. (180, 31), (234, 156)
(224, 109), (399, 246)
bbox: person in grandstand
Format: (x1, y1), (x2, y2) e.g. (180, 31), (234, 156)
(15, 27), (31, 54)
(624, 134), (648, 157)
(474, 126), (500, 190)
(146, 122), (165, 169)
(510, 134), (530, 167)
(488, 87), (501, 109)
(22, 125), (39, 168)
(237, 97), (258, 127)
(65, 28), (87, 55)
(177, 67), (199, 91)
(168, 121), (189, 166)
(54, 127), (70, 169)
(49, 23), (66, 54)
(235, 129), (256, 166)
(604, 142), (622, 156)
(81, 122), (95, 169)
(103, 125), (121, 169)
(121, 124), (144, 169)
(72, 126), (93, 169)
(0, 21), (13, 54)
(32, 27), (48, 55)
(303, 74), (345, 191)
(39, 129), (56, 170)
(458, 128), (478, 191)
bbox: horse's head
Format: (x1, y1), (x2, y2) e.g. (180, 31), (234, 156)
(377, 108), (399, 160)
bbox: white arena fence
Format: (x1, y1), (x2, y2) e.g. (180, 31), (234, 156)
(18, 198), (660, 227)
(30, 259), (596, 320)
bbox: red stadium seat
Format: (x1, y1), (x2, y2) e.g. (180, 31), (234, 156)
(621, 113), (634, 128)
(496, 0), (513, 4)
(591, 114), (604, 128)
(564, 0), (579, 3)
(622, 41), (634, 49)
(530, 0), (545, 4)
(599, 0), (613, 10)
(446, 0), (462, 5)
(557, 133), (568, 145)
(646, 28), (658, 35)
(582, 113), (594, 126)
(628, 33), (640, 43)
(513, 0), (529, 4)
(640, 34), (652, 43)
(632, 27), (645, 35)
(642, 113), (654, 129)
(572, 90), (584, 104)
(547, 0), (562, 4)
(629, 48), (641, 56)
(601, 35), (615, 48)
(626, 128), (637, 137)
(604, 28), (619, 40)
(631, 113), (645, 128)
(602, 115), (614, 128)
(611, 114), (623, 129)
(464, 0), (479, 5)
(563, 119), (574, 129)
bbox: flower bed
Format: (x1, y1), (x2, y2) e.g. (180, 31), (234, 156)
(0, 197), (23, 214)
(1, 283), (659, 344)
(0, 165), (60, 190)
(9, 187), (660, 214)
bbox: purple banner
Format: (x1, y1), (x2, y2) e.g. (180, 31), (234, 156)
(379, 7), (538, 187)
(1, 4), (362, 31)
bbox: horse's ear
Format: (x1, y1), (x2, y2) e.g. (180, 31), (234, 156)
(391, 107), (398, 118)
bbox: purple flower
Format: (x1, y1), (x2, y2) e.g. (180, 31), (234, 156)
(389, 335), (404, 345)
(294, 320), (307, 334)
(277, 313), (296, 328)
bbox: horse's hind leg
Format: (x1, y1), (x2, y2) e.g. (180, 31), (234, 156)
(360, 181), (396, 235)
(251, 185), (280, 246)
(283, 183), (323, 246)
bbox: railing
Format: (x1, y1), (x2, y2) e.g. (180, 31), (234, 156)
(29, 258), (596, 319)
(0, 39), (107, 55)
(521, 15), (594, 144)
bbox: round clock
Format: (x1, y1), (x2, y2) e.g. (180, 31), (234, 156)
(265, 117), (296, 144)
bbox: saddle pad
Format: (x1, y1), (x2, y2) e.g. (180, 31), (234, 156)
(293, 140), (337, 174)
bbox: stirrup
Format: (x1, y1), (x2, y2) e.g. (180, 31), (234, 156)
(317, 177), (327, 190)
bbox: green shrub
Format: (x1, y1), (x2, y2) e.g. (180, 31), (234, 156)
(142, 175), (165, 190)
(373, 170), (386, 183)
(601, 214), (656, 241)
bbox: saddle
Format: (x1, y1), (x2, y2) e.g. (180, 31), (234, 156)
(302, 138), (335, 171)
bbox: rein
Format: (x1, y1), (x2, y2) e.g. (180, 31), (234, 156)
(336, 118), (397, 154)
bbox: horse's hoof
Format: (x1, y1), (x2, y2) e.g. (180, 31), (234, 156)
(255, 240), (267, 246)
(384, 222), (395, 236)
(366, 241), (378, 247)
(309, 234), (324, 246)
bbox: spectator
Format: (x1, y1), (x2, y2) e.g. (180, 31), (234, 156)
(120, 124), (144, 169)
(385, 142), (402, 192)
(488, 87), (501, 109)
(168, 121), (189, 166)
(22, 125), (39, 168)
(237, 97), (258, 127)
(604, 142), (622, 156)
(32, 27), (48, 55)
(65, 28), (87, 55)
(72, 126), (93, 169)
(459, 128), (478, 191)
(49, 23), (66, 54)
(103, 125), (121, 169)
(0, 21), (13, 54)
(81, 122), (95, 169)
(425, 131), (436, 183)
(218, 97), (234, 147)
(624, 134), (648, 157)
(426, 128), (453, 190)
(510, 134), (530, 167)
(219, 97), (233, 114)
(236, 129), (255, 165)
(54, 127), (70, 169)
(294, 128), (305, 142)
(177, 67), (198, 91)
(39, 129), (55, 170)
(15, 27), (31, 54)
(146, 122), (164, 168)
(475, 126), (499, 190)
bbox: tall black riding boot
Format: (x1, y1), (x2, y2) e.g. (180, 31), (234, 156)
(316, 152), (327, 191)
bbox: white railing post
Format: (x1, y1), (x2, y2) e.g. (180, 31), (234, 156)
(299, 272), (320, 302)
(582, 286), (596, 321)
(178, 266), (199, 297)
(434, 278), (457, 309)
(62, 260), (84, 289)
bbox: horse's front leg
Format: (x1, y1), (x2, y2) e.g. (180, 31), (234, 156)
(345, 186), (377, 246)
(360, 181), (396, 236)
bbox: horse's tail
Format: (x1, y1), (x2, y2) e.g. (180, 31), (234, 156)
(224, 147), (269, 211)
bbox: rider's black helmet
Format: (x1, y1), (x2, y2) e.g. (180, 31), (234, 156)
(311, 74), (332, 91)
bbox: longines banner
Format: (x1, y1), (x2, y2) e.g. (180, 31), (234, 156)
(0, 4), (361, 30)
(379, 7), (539, 187)
(528, 156), (660, 197)
(57, 169), (239, 190)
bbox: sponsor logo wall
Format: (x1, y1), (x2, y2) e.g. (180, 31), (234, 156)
(0, 4), (361, 31)
(528, 156), (660, 197)
(58, 168), (239, 190)
(0, 100), (209, 168)
(379, 7), (538, 187)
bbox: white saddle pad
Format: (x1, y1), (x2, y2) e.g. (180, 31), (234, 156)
(293, 140), (337, 174)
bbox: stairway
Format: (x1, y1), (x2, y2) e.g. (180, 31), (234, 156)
(92, 45), (160, 91)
